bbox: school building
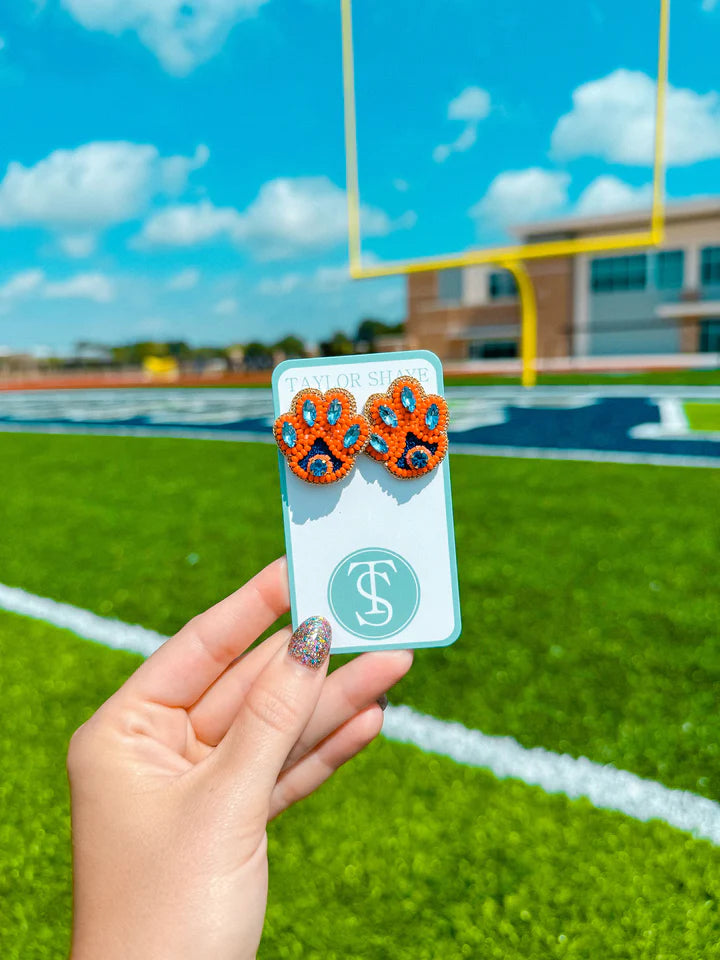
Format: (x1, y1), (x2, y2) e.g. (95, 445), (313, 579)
(404, 199), (720, 363)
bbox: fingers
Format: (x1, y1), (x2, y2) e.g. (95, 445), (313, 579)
(269, 703), (384, 819)
(211, 616), (332, 802)
(124, 556), (290, 707)
(281, 649), (412, 770)
(187, 625), (291, 744)
(189, 636), (412, 753)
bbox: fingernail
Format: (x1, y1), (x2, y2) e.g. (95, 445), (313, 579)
(377, 693), (388, 711)
(288, 616), (332, 670)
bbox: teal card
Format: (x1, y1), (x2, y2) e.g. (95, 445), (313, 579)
(272, 350), (461, 654)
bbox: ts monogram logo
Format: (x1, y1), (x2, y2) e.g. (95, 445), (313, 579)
(328, 548), (420, 641)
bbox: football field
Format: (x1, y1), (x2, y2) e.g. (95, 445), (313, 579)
(2, 431), (720, 958)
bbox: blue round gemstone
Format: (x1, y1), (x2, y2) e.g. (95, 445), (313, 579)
(343, 423), (361, 448)
(370, 433), (388, 454)
(309, 457), (328, 477)
(327, 398), (342, 425)
(425, 403), (440, 430)
(410, 448), (429, 469)
(302, 399), (317, 427)
(379, 405), (398, 427)
(401, 386), (416, 412)
(281, 421), (297, 448)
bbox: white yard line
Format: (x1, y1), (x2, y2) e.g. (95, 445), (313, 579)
(383, 706), (720, 845)
(0, 583), (165, 657)
(449, 443), (720, 468)
(2, 582), (719, 846)
(1, 424), (717, 466)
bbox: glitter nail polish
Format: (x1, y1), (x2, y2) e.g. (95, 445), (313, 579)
(287, 616), (332, 670)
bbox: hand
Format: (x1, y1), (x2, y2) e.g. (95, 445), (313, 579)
(67, 557), (412, 960)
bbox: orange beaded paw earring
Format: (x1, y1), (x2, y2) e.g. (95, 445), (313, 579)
(273, 388), (370, 484)
(364, 376), (449, 479)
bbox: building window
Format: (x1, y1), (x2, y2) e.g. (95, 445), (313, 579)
(656, 250), (684, 290)
(489, 271), (518, 299)
(437, 268), (463, 303)
(700, 320), (720, 353)
(701, 247), (720, 286)
(468, 340), (518, 359)
(591, 255), (647, 293)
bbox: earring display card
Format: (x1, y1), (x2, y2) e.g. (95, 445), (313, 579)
(272, 350), (461, 654)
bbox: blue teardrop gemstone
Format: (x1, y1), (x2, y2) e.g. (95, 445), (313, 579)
(370, 433), (388, 454)
(281, 421), (297, 447)
(327, 398), (342, 425)
(425, 403), (440, 430)
(302, 399), (317, 427)
(379, 405), (398, 427)
(401, 386), (416, 412)
(343, 423), (361, 448)
(410, 448), (429, 469)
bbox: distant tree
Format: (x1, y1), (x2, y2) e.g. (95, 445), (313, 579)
(355, 318), (385, 345)
(274, 335), (306, 358)
(166, 341), (192, 359)
(355, 318), (406, 351)
(244, 341), (275, 370)
(109, 340), (194, 366)
(319, 331), (355, 356)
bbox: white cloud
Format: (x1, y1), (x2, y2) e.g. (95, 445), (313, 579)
(313, 264), (353, 290)
(257, 253), (382, 297)
(0, 269), (114, 303)
(576, 175), (653, 215)
(0, 141), (208, 230)
(257, 273), (302, 295)
(434, 85), (491, 163)
(552, 69), (720, 166)
(44, 272), (115, 302)
(137, 176), (403, 259)
(165, 267), (201, 291)
(702, 0), (718, 11)
(470, 168), (570, 227)
(58, 233), (97, 258)
(213, 297), (238, 315)
(393, 178), (409, 193)
(136, 199), (243, 247)
(59, 0), (269, 76)
(448, 86), (491, 122)
(0, 270), (45, 299)
(236, 177), (392, 257)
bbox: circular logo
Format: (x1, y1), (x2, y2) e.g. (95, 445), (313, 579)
(328, 547), (420, 641)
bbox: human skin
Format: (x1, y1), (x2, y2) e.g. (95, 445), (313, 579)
(67, 556), (413, 960)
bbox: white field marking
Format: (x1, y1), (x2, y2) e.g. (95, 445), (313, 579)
(449, 443), (720, 469)
(2, 581), (720, 846)
(0, 583), (165, 657)
(2, 423), (719, 468)
(631, 399), (720, 442)
(382, 705), (720, 846)
(0, 422), (276, 444)
(631, 398), (688, 439)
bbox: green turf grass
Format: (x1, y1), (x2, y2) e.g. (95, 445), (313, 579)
(0, 433), (718, 801)
(685, 402), (720, 432)
(445, 368), (720, 387)
(2, 610), (720, 960)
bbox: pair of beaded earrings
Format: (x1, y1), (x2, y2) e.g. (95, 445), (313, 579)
(273, 375), (449, 484)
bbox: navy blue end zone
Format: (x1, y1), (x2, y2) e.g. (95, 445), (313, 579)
(0, 387), (718, 466)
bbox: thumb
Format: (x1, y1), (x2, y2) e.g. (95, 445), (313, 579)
(212, 616), (332, 803)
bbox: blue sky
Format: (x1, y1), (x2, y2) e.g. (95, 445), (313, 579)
(0, 0), (717, 353)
